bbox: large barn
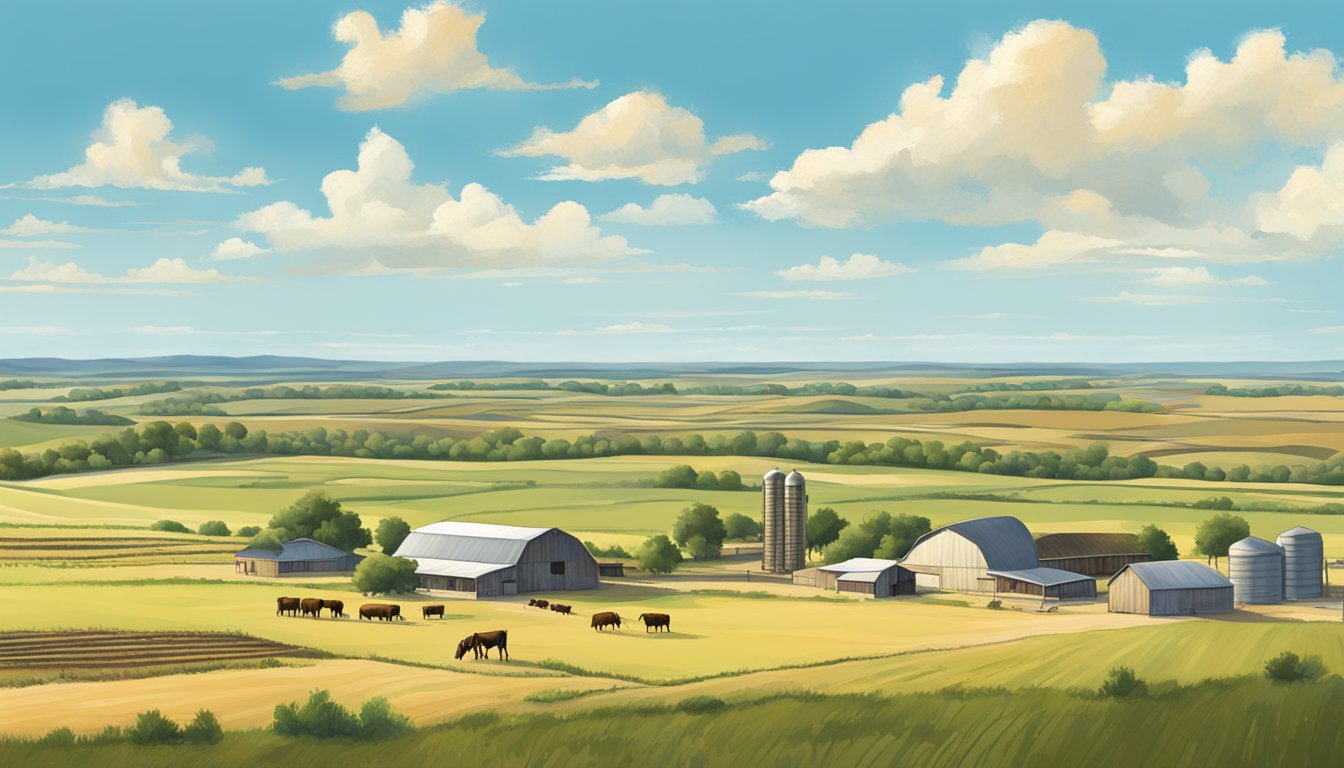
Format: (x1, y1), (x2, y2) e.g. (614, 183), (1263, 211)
(792, 557), (915, 597)
(1107, 560), (1234, 616)
(1034, 532), (1152, 577)
(234, 538), (364, 577)
(392, 521), (599, 598)
(900, 516), (1093, 596)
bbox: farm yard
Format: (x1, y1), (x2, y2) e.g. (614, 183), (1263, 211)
(2, 363), (1344, 761)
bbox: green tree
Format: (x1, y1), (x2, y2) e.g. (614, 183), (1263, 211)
(655, 464), (698, 488)
(806, 507), (849, 556)
(248, 529), (286, 551)
(671, 502), (727, 559)
(723, 512), (762, 541)
(1193, 513), (1250, 567)
(197, 520), (231, 537)
(873, 514), (931, 560)
(375, 516), (412, 555)
(695, 469), (720, 490)
(717, 469), (743, 491)
(353, 554), (419, 594)
(1135, 524), (1179, 560)
(224, 422), (248, 440)
(197, 423), (223, 450)
(636, 534), (683, 574)
(150, 519), (189, 534)
(236, 525), (262, 538)
(268, 491), (371, 553)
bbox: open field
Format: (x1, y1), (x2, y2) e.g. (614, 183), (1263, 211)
(3, 366), (1344, 753)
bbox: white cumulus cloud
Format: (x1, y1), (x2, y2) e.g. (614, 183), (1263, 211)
(21, 99), (268, 192)
(237, 127), (639, 271)
(601, 194), (717, 225)
(1141, 266), (1269, 288)
(500, 91), (766, 185)
(211, 237), (268, 260)
(277, 1), (595, 110)
(1, 214), (85, 236)
(10, 256), (225, 284)
(777, 252), (913, 281)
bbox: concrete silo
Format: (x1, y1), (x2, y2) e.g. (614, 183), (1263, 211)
(783, 470), (807, 572)
(1276, 526), (1323, 599)
(761, 469), (785, 573)
(1228, 536), (1284, 604)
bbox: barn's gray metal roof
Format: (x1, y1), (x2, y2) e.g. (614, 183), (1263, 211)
(1108, 560), (1232, 590)
(836, 571), (882, 584)
(235, 538), (358, 562)
(1229, 536), (1283, 556)
(407, 557), (512, 579)
(906, 516), (1039, 570)
(988, 567), (1094, 587)
(393, 521), (551, 566)
(819, 557), (902, 574)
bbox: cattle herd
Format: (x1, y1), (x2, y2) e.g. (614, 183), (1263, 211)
(273, 594), (674, 663)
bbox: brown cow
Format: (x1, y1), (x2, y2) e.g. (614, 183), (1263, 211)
(359, 603), (404, 622)
(638, 613), (671, 633)
(322, 599), (345, 619)
(591, 611), (621, 631)
(533, 599), (550, 610)
(300, 597), (324, 619)
(527, 599), (539, 607)
(550, 603), (572, 615)
(276, 597), (300, 617)
(422, 604), (445, 620)
(454, 630), (509, 661)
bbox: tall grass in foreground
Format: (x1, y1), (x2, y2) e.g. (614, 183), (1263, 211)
(3, 677), (1343, 766)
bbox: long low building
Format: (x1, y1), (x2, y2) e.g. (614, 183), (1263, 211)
(234, 538), (364, 577)
(392, 521), (599, 598)
(793, 557), (915, 597)
(1107, 560), (1234, 616)
(1034, 532), (1152, 578)
(989, 567), (1097, 599)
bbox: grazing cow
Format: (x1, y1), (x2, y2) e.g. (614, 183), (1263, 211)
(454, 630), (509, 661)
(359, 603), (404, 622)
(422, 604), (446, 620)
(300, 597), (324, 620)
(533, 599), (550, 610)
(638, 613), (671, 633)
(591, 611), (621, 631)
(322, 599), (345, 619)
(527, 599), (539, 607)
(276, 597), (300, 617)
(550, 604), (572, 615)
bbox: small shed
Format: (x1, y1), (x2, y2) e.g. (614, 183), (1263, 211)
(1107, 560), (1234, 616)
(234, 538), (364, 577)
(794, 557), (914, 597)
(1034, 532), (1151, 578)
(988, 567), (1098, 599)
(598, 562), (625, 578)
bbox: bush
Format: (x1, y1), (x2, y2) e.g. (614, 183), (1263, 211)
(353, 553), (420, 594)
(986, 599), (1003, 610)
(723, 512), (762, 541)
(127, 709), (183, 744)
(150, 519), (190, 534)
(1264, 651), (1326, 683)
(1099, 666), (1148, 697)
(675, 695), (727, 714)
(636, 534), (683, 574)
(182, 710), (224, 744)
(358, 697), (414, 739)
(375, 516), (412, 555)
(584, 541), (633, 559)
(273, 690), (361, 739)
(237, 525), (262, 538)
(38, 726), (77, 746)
(197, 520), (230, 537)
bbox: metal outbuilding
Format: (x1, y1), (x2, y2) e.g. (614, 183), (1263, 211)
(234, 538), (364, 577)
(1228, 536), (1284, 604)
(988, 567), (1098, 599)
(792, 557), (915, 597)
(1107, 560), (1234, 616)
(1276, 526), (1323, 599)
(1034, 532), (1152, 577)
(393, 521), (599, 597)
(901, 516), (1068, 593)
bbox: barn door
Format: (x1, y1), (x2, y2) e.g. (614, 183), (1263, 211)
(503, 580), (518, 595)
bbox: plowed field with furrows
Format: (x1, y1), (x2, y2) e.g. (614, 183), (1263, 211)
(0, 632), (322, 669)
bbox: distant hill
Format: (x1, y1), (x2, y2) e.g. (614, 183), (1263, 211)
(0, 355), (1340, 382)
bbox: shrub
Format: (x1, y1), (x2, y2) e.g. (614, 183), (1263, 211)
(1100, 666), (1148, 698)
(584, 541), (633, 558)
(723, 512), (762, 541)
(150, 519), (190, 534)
(127, 709), (183, 744)
(358, 697), (414, 739)
(38, 726), (77, 746)
(273, 690), (361, 739)
(675, 695), (727, 714)
(636, 534), (683, 574)
(182, 710), (224, 744)
(259, 657), (283, 668)
(1264, 651), (1326, 683)
(986, 599), (1003, 610)
(237, 525), (262, 538)
(197, 520), (230, 537)
(353, 553), (420, 594)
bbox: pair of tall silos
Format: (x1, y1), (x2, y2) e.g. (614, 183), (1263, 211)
(1228, 526), (1323, 604)
(762, 468), (806, 573)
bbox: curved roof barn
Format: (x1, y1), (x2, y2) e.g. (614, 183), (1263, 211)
(905, 516), (1039, 570)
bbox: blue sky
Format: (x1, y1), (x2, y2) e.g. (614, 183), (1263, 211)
(1, 1), (1341, 362)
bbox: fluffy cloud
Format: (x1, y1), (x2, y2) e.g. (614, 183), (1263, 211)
(10, 256), (224, 284)
(745, 22), (1344, 270)
(277, 1), (595, 110)
(500, 91), (766, 185)
(601, 194), (717, 225)
(22, 99), (268, 192)
(211, 237), (267, 261)
(735, 289), (851, 300)
(1, 214), (84, 236)
(777, 252), (913, 281)
(1141, 266), (1269, 288)
(238, 127), (638, 271)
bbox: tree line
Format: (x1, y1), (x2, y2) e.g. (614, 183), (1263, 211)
(55, 381), (182, 402)
(12, 406), (133, 426)
(649, 464), (747, 491)
(906, 393), (1158, 413)
(138, 385), (452, 416)
(1206, 383), (1344, 398)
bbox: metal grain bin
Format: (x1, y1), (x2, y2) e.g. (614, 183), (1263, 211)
(1228, 536), (1284, 604)
(783, 470), (807, 573)
(761, 469), (785, 573)
(1276, 526), (1323, 599)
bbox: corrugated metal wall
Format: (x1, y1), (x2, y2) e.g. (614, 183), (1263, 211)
(903, 531), (995, 592)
